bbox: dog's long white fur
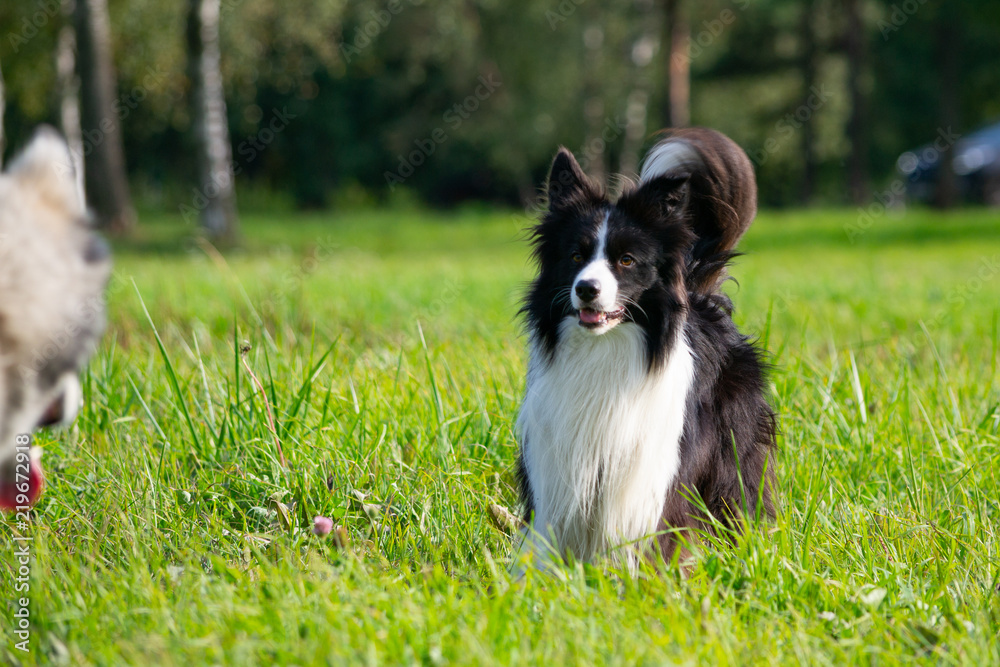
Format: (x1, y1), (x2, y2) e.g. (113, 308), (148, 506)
(517, 319), (695, 571)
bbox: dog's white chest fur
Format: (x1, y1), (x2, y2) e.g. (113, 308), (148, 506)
(518, 318), (694, 566)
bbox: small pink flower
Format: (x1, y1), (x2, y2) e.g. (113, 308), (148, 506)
(313, 515), (334, 536)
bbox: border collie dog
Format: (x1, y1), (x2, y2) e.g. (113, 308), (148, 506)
(515, 128), (776, 572)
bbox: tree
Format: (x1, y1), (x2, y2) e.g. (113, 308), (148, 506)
(661, 0), (689, 128)
(0, 57), (5, 169)
(581, 21), (608, 183)
(74, 0), (135, 232)
(58, 0), (85, 204)
(619, 0), (659, 176)
(844, 0), (870, 204)
(798, 0), (819, 203)
(933, 6), (959, 209)
(187, 0), (239, 242)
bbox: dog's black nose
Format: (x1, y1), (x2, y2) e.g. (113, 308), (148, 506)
(575, 280), (600, 301)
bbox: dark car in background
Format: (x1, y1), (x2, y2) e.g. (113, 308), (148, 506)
(898, 120), (1000, 206)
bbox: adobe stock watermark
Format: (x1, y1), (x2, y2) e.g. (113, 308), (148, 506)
(257, 237), (364, 319)
(680, 0), (751, 65)
(339, 0), (425, 63)
(180, 106), (297, 224)
(9, 434), (35, 654)
(221, 0), (250, 17)
(43, 66), (171, 186)
(508, 112), (627, 232)
(551, 0), (749, 56)
(7, 0), (61, 53)
(577, 115), (627, 175)
(80, 66), (169, 153)
(941, 254), (1000, 311)
(16, 270), (126, 383)
(545, 0), (587, 30)
(920, 253), (1000, 335)
(844, 126), (961, 243)
(358, 277), (465, 374)
(233, 107), (297, 164)
(877, 0), (928, 41)
(749, 84), (833, 166)
(384, 73), (503, 190)
(425, 277), (464, 321)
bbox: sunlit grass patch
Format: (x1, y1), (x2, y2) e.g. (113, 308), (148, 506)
(2, 206), (999, 665)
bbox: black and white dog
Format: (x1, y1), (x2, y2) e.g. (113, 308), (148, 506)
(515, 128), (776, 572)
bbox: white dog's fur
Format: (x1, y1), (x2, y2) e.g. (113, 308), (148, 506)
(0, 128), (110, 496)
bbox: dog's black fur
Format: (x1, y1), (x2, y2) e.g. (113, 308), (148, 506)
(517, 128), (777, 561)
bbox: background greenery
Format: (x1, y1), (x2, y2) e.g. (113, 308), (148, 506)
(3, 0), (1000, 208)
(1, 208), (998, 665)
(3, 0), (1000, 662)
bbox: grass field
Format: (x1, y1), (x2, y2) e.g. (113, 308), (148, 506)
(3, 206), (1000, 665)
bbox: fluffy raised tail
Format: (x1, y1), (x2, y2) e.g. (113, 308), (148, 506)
(640, 128), (757, 288)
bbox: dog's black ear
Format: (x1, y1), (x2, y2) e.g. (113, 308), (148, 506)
(619, 174), (689, 222)
(546, 148), (597, 210)
(636, 173), (689, 210)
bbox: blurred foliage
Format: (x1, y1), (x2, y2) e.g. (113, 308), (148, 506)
(1, 0), (999, 208)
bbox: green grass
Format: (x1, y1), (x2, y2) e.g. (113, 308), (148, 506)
(3, 205), (1000, 665)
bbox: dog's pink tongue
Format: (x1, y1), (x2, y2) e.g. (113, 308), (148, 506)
(580, 309), (604, 324)
(0, 453), (44, 512)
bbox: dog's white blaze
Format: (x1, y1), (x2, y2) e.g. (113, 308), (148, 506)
(571, 212), (618, 316)
(639, 140), (703, 183)
(516, 318), (695, 571)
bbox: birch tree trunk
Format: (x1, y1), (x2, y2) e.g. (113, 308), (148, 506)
(74, 0), (136, 232)
(0, 58), (5, 170)
(59, 0), (86, 206)
(187, 0), (239, 242)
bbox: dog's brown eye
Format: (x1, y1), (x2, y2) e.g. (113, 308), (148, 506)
(572, 252), (583, 264)
(620, 254), (635, 267)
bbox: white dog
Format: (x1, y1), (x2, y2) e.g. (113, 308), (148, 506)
(0, 128), (111, 510)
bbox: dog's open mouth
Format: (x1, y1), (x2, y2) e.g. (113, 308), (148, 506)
(37, 394), (66, 427)
(578, 307), (625, 329)
(0, 448), (45, 512)
(0, 393), (66, 512)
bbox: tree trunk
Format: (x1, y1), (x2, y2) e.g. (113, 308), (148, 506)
(619, 0), (659, 177)
(0, 58), (5, 170)
(662, 0), (690, 128)
(934, 12), (959, 209)
(59, 0), (85, 206)
(187, 0), (239, 242)
(844, 0), (869, 205)
(74, 0), (135, 232)
(798, 0), (818, 204)
(580, 22), (607, 183)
